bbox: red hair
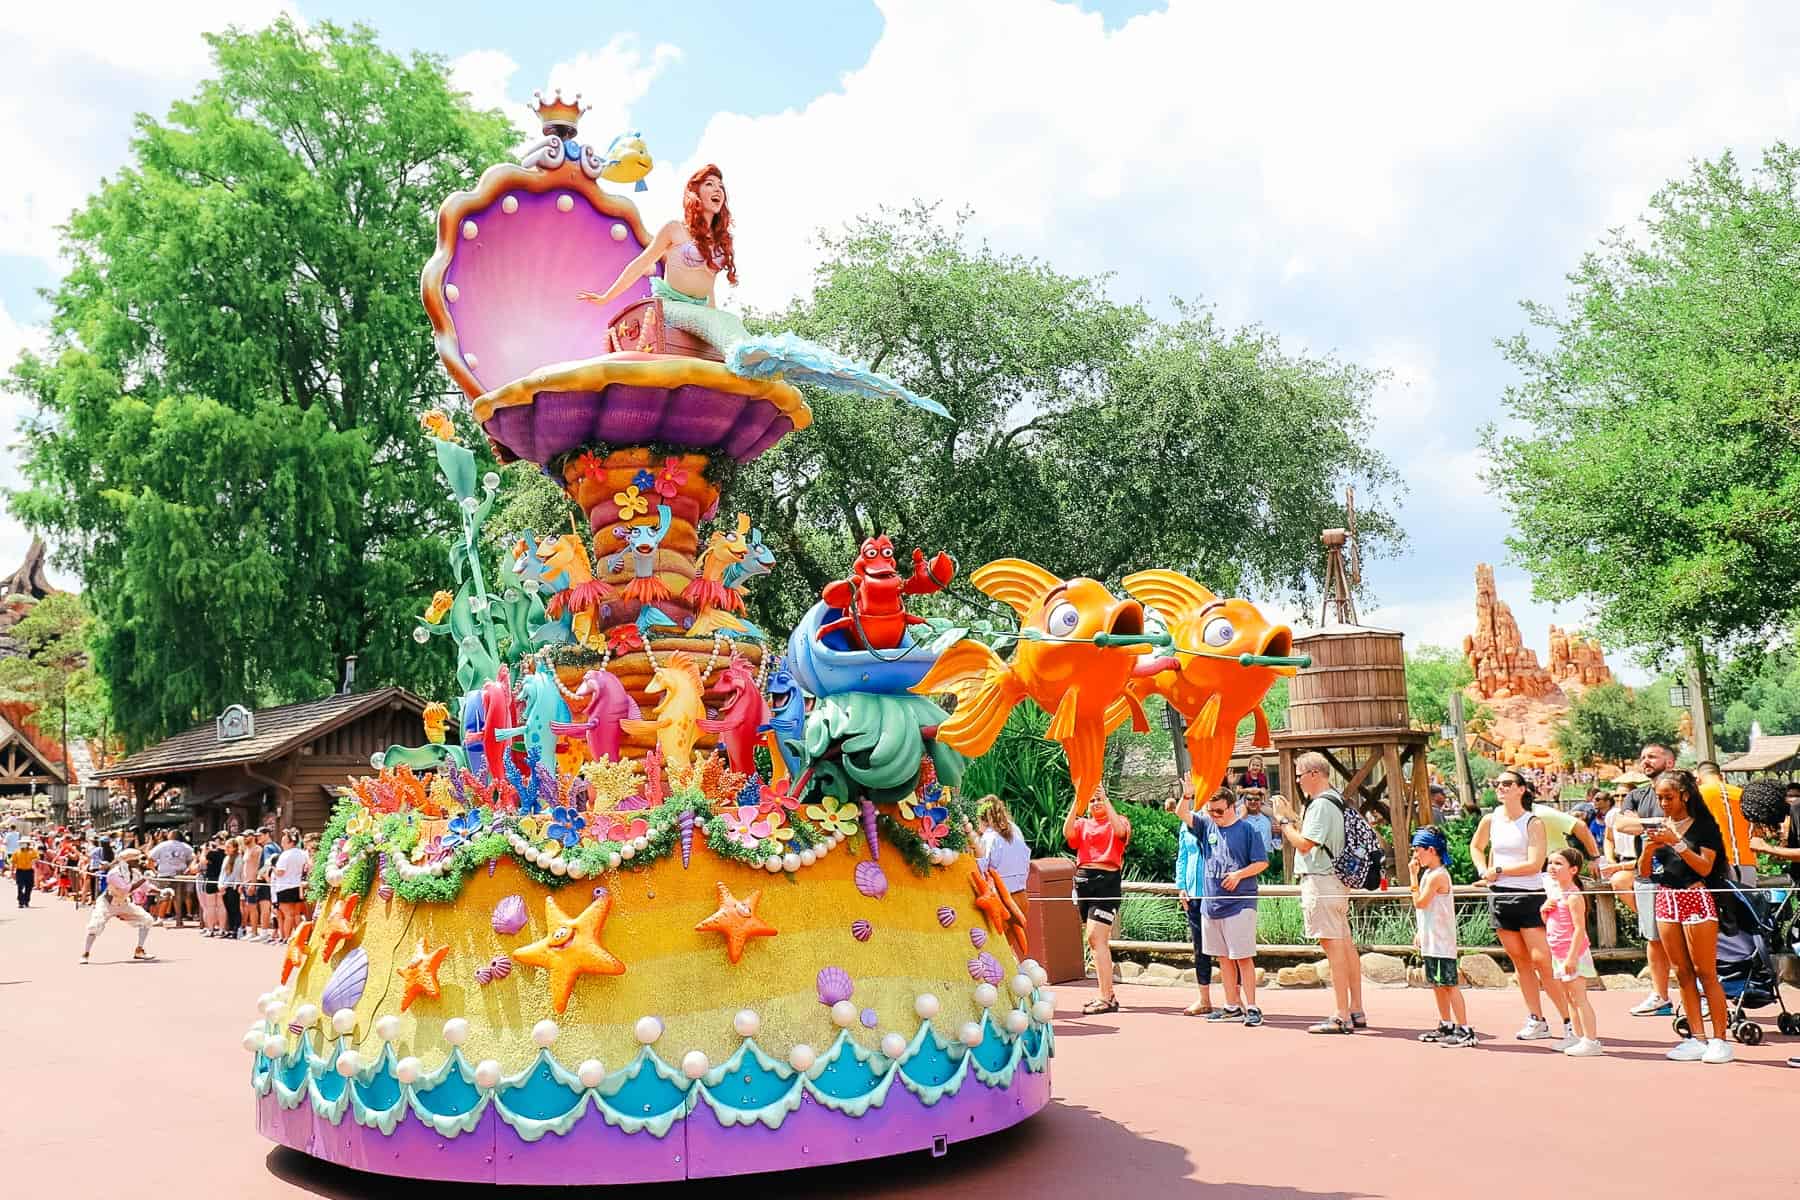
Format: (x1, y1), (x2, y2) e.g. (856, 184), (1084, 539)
(682, 164), (737, 286)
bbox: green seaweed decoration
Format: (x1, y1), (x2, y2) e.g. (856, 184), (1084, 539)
(802, 691), (965, 806)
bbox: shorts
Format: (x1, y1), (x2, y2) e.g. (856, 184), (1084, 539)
(1200, 908), (1258, 959)
(249, 883), (271, 904)
(1300, 874), (1351, 940)
(1489, 888), (1547, 932)
(1421, 955), (1458, 988)
(1634, 878), (1658, 940)
(1552, 950), (1597, 983)
(1074, 867), (1122, 926)
(1653, 885), (1717, 926)
(275, 887), (303, 906)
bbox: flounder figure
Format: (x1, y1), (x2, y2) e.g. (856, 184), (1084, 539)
(913, 559), (1150, 805)
(597, 130), (653, 191)
(1123, 569), (1295, 800)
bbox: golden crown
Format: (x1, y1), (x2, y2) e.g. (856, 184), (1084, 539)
(530, 88), (589, 136)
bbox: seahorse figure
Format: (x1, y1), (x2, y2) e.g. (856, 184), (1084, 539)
(682, 512), (750, 614)
(551, 669), (641, 764)
(697, 655), (768, 775)
(606, 504), (676, 605)
(620, 652), (707, 765)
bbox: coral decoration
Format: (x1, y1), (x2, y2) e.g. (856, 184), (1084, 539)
(280, 919), (314, 984)
(511, 891), (627, 1014)
(578, 757), (642, 808)
(419, 409), (458, 442)
(319, 894), (361, 963)
(619, 652), (706, 765)
(694, 882), (778, 964)
(642, 748), (667, 805)
(819, 536), (956, 651)
(396, 938), (451, 1011)
(970, 867), (1029, 957)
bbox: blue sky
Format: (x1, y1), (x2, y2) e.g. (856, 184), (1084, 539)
(6, 0), (1800, 681)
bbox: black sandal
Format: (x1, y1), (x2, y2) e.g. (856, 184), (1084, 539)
(1081, 997), (1121, 1015)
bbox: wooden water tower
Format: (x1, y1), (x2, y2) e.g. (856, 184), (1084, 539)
(1272, 491), (1432, 883)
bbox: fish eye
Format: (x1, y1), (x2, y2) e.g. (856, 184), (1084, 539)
(1046, 601), (1080, 637)
(1203, 617), (1235, 647)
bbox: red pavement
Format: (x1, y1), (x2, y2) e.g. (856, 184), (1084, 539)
(6, 895), (1798, 1197)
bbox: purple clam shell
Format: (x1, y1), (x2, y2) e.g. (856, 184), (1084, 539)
(859, 1008), (879, 1029)
(816, 966), (853, 1006)
(320, 947), (369, 1013)
(969, 927), (988, 949)
(853, 861), (887, 900)
(851, 919), (872, 942)
(968, 953), (1003, 984)
(376, 882), (394, 901)
(937, 906), (957, 928)
(492, 894), (528, 936)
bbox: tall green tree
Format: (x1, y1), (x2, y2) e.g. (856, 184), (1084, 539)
(1713, 638), (1800, 752)
(736, 207), (1402, 631)
(1485, 144), (1800, 697)
(0, 592), (105, 776)
(1405, 644), (1476, 731)
(9, 19), (514, 746)
(1552, 682), (1680, 765)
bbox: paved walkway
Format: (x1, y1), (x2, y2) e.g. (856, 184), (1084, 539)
(5, 895), (1797, 1197)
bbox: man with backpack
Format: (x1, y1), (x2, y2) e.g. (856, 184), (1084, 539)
(1272, 751), (1368, 1034)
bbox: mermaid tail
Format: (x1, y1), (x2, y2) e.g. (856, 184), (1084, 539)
(728, 333), (950, 418)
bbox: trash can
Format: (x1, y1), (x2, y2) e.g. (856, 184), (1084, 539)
(1027, 857), (1084, 984)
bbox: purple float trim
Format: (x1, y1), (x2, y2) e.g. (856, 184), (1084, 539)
(483, 383), (793, 468)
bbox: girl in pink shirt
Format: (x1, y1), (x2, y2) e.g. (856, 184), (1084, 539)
(1541, 847), (1601, 1056)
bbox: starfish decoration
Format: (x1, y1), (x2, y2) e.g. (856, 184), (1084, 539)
(396, 938), (451, 1011)
(970, 867), (1029, 957)
(279, 918), (314, 984)
(512, 890), (627, 1013)
(319, 893), (361, 963)
(694, 881), (778, 964)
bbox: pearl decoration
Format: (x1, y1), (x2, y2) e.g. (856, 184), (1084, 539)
(1005, 1010), (1031, 1035)
(610, 222), (627, 241)
(782, 852), (801, 873)
(532, 1019), (559, 1048)
(474, 1059), (502, 1090)
(445, 283), (460, 302)
(881, 1032), (908, 1059)
(830, 1000), (858, 1028)
(1040, 989), (1056, 1008)
(395, 1056), (421, 1085)
(464, 352), (478, 369)
(550, 857), (568, 876)
(443, 1018), (470, 1045)
(501, 195), (518, 214)
(799, 849), (816, 867)
(607, 853), (622, 870)
(461, 220), (478, 240)
(1019, 958), (1041, 976)
(1031, 999), (1055, 1023)
(325, 868), (343, 886)
(733, 1009), (760, 1038)
(788, 1043), (815, 1072)
(958, 1021), (984, 1047)
(620, 844), (635, 861)
(294, 1004), (320, 1028)
(242, 1030), (264, 1053)
(763, 856), (782, 873)
(1028, 964), (1049, 988)
(335, 1051), (360, 1077)
(262, 1035), (286, 1060)
(556, 194), (574, 212)
(634, 1016), (663, 1045)
(632, 835), (649, 851)
(331, 1008), (357, 1035)
(568, 861), (588, 880)
(1009, 974), (1034, 998)
(681, 1050), (710, 1079)
(577, 1059), (606, 1089)
(914, 994), (940, 1020)
(375, 1015), (401, 1042)
(974, 983), (999, 1008)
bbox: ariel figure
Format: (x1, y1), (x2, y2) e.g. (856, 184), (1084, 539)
(579, 165), (948, 418)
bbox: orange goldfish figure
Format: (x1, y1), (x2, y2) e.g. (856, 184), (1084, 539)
(682, 513), (751, 614)
(1123, 569), (1295, 801)
(620, 652), (707, 766)
(913, 559), (1150, 806)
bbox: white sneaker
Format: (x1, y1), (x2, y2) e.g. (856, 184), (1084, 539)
(1666, 1038), (1707, 1062)
(1552, 1025), (1579, 1051)
(1630, 994), (1671, 1016)
(1702, 1038), (1734, 1065)
(1515, 1016), (1553, 1040)
(1564, 1038), (1605, 1057)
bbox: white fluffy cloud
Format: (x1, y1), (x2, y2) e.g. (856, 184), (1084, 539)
(451, 35), (682, 151)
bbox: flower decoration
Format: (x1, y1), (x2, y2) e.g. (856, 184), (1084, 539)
(575, 450), (604, 483)
(447, 808), (485, 846)
(606, 623), (644, 655)
(422, 590), (454, 624)
(763, 810), (796, 845)
(603, 814), (650, 843)
(757, 780), (802, 819)
(654, 456), (688, 498)
(722, 805), (772, 850)
(419, 409), (458, 443)
(900, 788), (948, 826)
(612, 484), (649, 520)
(419, 836), (455, 866)
(631, 468), (656, 490)
(917, 815), (947, 847)
(517, 816), (544, 842)
(547, 806), (588, 847)
(345, 811), (373, 837)
(804, 795), (860, 839)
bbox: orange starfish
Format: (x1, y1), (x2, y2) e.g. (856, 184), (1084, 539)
(279, 918), (314, 984)
(396, 938), (451, 1011)
(694, 882), (778, 964)
(970, 868), (1028, 957)
(319, 893), (361, 962)
(512, 890), (626, 1013)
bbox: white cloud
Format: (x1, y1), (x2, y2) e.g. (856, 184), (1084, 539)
(451, 35), (683, 151)
(0, 299), (73, 588)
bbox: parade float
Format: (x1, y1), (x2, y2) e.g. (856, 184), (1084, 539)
(246, 89), (1301, 1185)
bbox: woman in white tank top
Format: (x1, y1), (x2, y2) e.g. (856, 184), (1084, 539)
(1470, 772), (1572, 1044)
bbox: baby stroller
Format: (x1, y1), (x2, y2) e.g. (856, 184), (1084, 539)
(1672, 880), (1799, 1045)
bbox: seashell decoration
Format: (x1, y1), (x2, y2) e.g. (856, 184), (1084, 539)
(969, 927), (988, 949)
(859, 1008), (879, 1029)
(968, 953), (1003, 984)
(320, 948), (370, 1014)
(475, 955), (513, 986)
(853, 860), (888, 900)
(491, 894), (528, 936)
(377, 881), (394, 901)
(937, 906), (956, 928)
(815, 966), (853, 1007)
(851, 919), (873, 943)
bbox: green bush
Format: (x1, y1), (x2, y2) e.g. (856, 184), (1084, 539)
(1118, 801), (1179, 881)
(957, 707), (1072, 857)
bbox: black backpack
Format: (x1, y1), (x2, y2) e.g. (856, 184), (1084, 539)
(1324, 791), (1385, 890)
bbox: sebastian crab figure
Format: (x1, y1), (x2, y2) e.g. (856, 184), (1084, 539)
(818, 536), (955, 651)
